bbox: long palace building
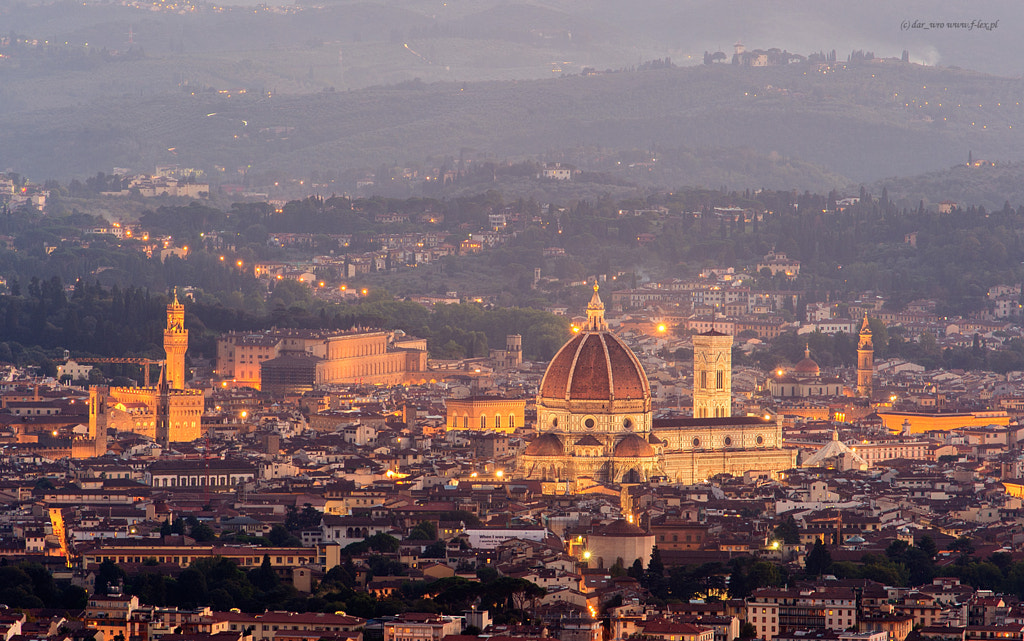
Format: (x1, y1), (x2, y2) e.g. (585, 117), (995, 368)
(216, 328), (429, 394)
(516, 285), (796, 487)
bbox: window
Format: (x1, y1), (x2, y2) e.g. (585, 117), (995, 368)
(716, 370), (724, 389)
(495, 415), (501, 429)
(480, 415), (487, 429)
(700, 371), (707, 388)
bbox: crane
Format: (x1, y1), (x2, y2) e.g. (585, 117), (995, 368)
(70, 357), (164, 386)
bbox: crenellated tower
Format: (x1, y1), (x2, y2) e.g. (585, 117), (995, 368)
(163, 288), (188, 390)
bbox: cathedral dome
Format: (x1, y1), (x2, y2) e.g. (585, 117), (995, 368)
(539, 284), (650, 403)
(613, 433), (657, 458)
(794, 345), (820, 376)
(523, 432), (565, 457)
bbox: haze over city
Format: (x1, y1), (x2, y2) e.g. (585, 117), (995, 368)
(2, 5), (1024, 641)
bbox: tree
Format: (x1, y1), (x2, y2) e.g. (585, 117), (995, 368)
(916, 536), (938, 559)
(644, 547), (667, 598)
(772, 516), (800, 545)
(250, 554), (279, 592)
(627, 558), (644, 581)
(95, 559), (127, 595)
(422, 540), (447, 558)
(952, 536), (975, 565)
(409, 520), (438, 541)
(805, 538), (832, 576)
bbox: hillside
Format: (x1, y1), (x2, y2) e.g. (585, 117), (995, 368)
(874, 161), (1024, 211)
(2, 61), (1024, 190)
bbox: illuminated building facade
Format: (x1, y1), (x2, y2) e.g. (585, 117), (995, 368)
(83, 291), (204, 453)
(216, 329), (428, 392)
(517, 285), (796, 487)
(858, 315), (874, 398)
(769, 345), (845, 398)
(693, 330), (732, 418)
(445, 396), (525, 434)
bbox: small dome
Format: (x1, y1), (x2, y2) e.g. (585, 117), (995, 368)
(613, 433), (657, 458)
(794, 344), (820, 376)
(523, 433), (565, 457)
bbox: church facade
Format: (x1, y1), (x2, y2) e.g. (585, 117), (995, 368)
(517, 285), (796, 487)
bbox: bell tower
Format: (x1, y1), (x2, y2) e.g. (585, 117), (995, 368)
(693, 330), (733, 418)
(857, 314), (874, 399)
(163, 288), (188, 390)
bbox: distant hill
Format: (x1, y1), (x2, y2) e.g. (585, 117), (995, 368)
(2, 60), (1024, 191)
(874, 161), (1024, 211)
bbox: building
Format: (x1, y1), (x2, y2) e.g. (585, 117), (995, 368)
(164, 290), (188, 390)
(575, 519), (654, 569)
(517, 285), (796, 487)
(214, 611), (364, 641)
(757, 251), (801, 279)
(383, 613), (461, 641)
(57, 360), (94, 381)
(445, 396), (525, 434)
(518, 285), (662, 484)
(769, 346), (845, 398)
(490, 334), (523, 369)
(216, 329), (428, 392)
(858, 315), (874, 398)
(541, 163), (573, 181)
(746, 586), (858, 641)
(693, 331), (732, 418)
(876, 411), (1010, 434)
(146, 459), (257, 489)
(84, 291), (204, 452)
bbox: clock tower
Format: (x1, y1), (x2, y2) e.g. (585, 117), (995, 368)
(163, 288), (188, 390)
(693, 330), (732, 418)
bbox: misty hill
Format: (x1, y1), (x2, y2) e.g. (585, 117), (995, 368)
(3, 59), (1024, 191)
(874, 161), (1024, 211)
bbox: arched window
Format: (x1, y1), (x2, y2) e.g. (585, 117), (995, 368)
(480, 415), (487, 429)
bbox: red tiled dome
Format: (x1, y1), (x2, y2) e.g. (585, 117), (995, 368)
(523, 433), (565, 457)
(794, 356), (820, 376)
(539, 331), (650, 402)
(613, 433), (657, 458)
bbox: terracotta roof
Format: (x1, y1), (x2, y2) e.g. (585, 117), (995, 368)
(523, 433), (565, 457)
(539, 331), (649, 402)
(613, 433), (657, 458)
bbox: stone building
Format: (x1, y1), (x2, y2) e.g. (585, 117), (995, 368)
(517, 285), (796, 487)
(445, 396), (526, 434)
(82, 290), (204, 454)
(216, 328), (428, 393)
